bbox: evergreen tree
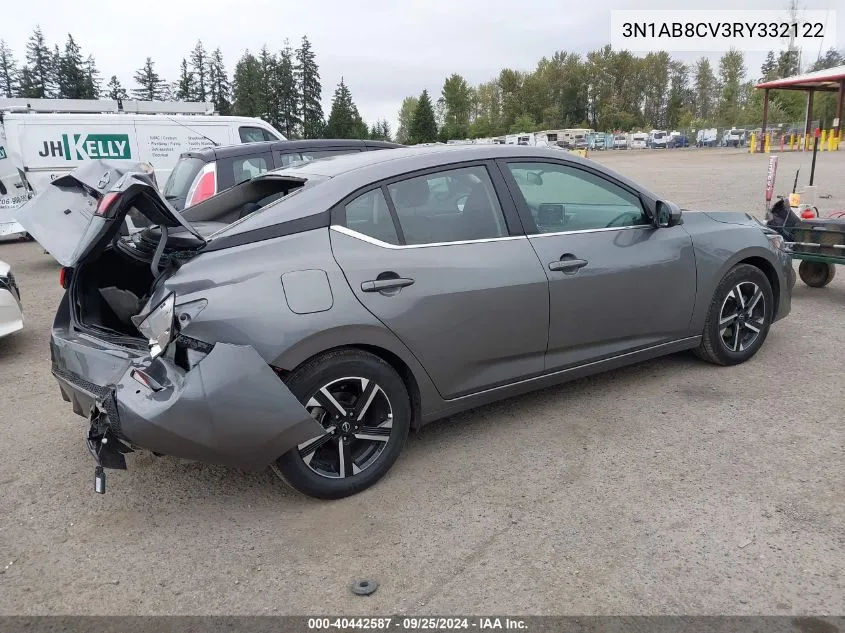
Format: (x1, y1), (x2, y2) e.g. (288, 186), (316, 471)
(761, 51), (777, 80)
(232, 50), (262, 117)
(295, 36), (324, 138)
(692, 57), (716, 122)
(57, 34), (85, 98)
(324, 77), (367, 139)
(369, 118), (392, 141)
(24, 26), (54, 98)
(82, 55), (101, 98)
(276, 40), (300, 138)
(175, 58), (195, 101)
(132, 57), (166, 101)
(0, 40), (18, 98)
(776, 49), (800, 79)
(106, 75), (127, 101)
(717, 48), (746, 126)
(407, 89), (437, 144)
(208, 47), (231, 114)
(258, 45), (278, 126)
(190, 40), (208, 101)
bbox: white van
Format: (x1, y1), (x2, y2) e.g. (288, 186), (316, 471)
(0, 98), (282, 238)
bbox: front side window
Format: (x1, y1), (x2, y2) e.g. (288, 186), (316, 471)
(386, 165), (507, 245)
(506, 162), (648, 233)
(343, 188), (399, 245)
(239, 126), (276, 143)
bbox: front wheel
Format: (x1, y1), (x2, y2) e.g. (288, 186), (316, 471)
(273, 349), (411, 499)
(694, 264), (774, 366)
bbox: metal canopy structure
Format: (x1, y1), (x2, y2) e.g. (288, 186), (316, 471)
(755, 65), (845, 152)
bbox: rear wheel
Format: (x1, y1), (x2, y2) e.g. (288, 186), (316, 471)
(694, 264), (773, 366)
(273, 349), (410, 499)
(798, 261), (836, 288)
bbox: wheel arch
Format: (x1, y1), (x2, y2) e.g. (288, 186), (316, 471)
(272, 327), (439, 429)
(735, 255), (780, 318)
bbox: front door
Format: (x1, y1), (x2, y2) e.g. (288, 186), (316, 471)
(330, 164), (550, 399)
(500, 159), (697, 370)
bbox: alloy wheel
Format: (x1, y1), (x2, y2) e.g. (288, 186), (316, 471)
(719, 281), (766, 353)
(297, 377), (394, 479)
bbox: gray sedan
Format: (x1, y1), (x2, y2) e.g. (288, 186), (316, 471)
(19, 146), (794, 498)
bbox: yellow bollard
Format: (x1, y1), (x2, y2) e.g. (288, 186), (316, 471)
(749, 132), (756, 153)
(821, 129), (827, 150)
(806, 133), (811, 151)
(764, 133), (771, 153)
(790, 134), (796, 151)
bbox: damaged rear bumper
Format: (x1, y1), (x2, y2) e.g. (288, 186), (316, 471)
(51, 333), (325, 473)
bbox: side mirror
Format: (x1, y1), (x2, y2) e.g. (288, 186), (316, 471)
(655, 200), (682, 228)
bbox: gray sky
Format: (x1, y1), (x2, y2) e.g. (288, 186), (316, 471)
(3, 0), (841, 132)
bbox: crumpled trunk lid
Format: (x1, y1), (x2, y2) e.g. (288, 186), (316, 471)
(15, 160), (204, 267)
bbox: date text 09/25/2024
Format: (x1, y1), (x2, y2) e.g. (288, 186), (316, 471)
(307, 617), (528, 630)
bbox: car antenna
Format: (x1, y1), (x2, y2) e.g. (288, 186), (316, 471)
(166, 116), (219, 147)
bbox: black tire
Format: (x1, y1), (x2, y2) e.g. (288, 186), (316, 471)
(798, 261), (836, 288)
(694, 264), (774, 366)
(273, 349), (411, 499)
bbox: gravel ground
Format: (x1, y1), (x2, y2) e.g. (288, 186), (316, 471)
(0, 148), (843, 615)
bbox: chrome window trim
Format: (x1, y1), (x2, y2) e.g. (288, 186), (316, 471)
(529, 224), (653, 238)
(330, 224), (526, 249)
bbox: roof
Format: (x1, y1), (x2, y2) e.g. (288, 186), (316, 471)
(216, 144), (659, 237)
(756, 65), (845, 91)
(184, 139), (402, 160)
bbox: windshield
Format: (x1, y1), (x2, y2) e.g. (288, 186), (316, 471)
(162, 157), (205, 210)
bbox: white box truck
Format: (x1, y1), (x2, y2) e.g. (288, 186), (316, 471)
(0, 98), (283, 238)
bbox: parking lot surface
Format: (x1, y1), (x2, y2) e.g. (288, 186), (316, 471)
(1, 149), (843, 615)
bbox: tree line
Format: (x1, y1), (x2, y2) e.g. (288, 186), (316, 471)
(0, 27), (391, 141)
(395, 46), (845, 144)
(1, 27), (842, 146)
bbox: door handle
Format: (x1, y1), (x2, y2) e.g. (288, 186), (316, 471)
(361, 277), (415, 293)
(548, 255), (588, 273)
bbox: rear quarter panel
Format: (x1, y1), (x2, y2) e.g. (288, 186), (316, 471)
(158, 228), (443, 417)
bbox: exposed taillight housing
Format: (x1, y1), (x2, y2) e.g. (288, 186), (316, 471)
(184, 162), (217, 208)
(59, 267), (73, 289)
(95, 192), (120, 217)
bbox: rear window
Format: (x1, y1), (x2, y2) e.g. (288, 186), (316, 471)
(163, 157), (205, 206)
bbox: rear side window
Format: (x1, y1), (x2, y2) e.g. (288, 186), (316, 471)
(277, 148), (361, 168)
(217, 152), (272, 189)
(343, 189), (399, 245)
(233, 156), (270, 185)
(386, 165), (507, 245)
(239, 126), (276, 143)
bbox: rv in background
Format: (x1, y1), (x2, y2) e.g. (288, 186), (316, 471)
(696, 128), (718, 147)
(630, 132), (648, 149)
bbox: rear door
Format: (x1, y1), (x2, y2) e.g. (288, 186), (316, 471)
(499, 159), (696, 371)
(330, 162), (550, 399)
